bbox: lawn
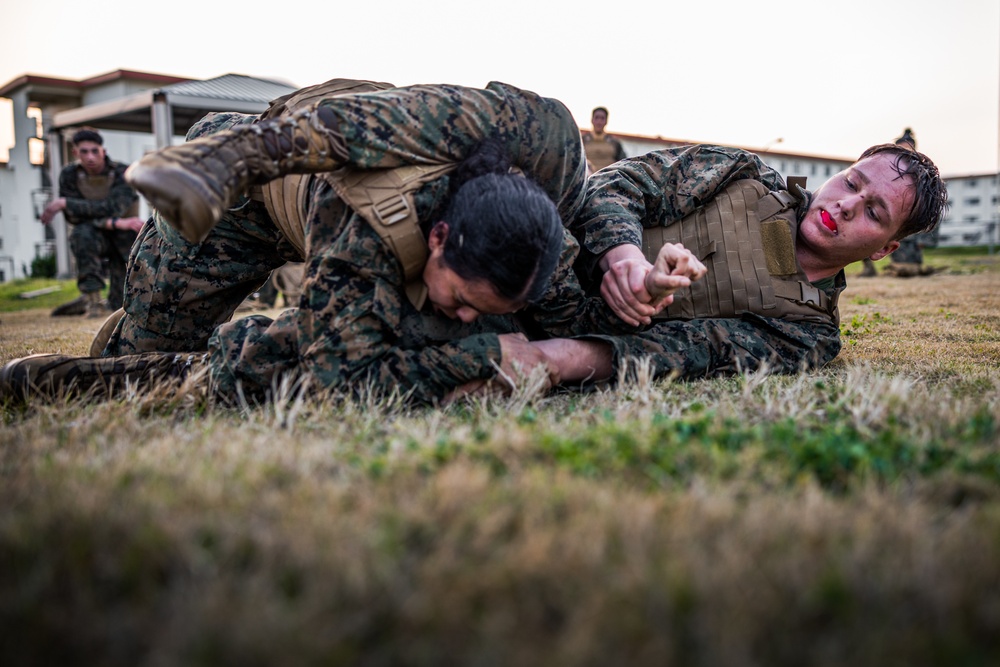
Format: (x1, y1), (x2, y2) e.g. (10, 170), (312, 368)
(1, 251), (999, 666)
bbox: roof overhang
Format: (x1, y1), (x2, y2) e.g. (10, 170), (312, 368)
(51, 88), (275, 136)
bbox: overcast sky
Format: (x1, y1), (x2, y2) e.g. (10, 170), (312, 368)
(1, 0), (997, 176)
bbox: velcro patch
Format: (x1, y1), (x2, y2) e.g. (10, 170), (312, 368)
(760, 219), (798, 275)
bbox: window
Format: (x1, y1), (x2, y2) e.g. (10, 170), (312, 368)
(965, 198), (981, 206)
(27, 107), (44, 166)
(0, 97), (13, 164)
(968, 179), (978, 188)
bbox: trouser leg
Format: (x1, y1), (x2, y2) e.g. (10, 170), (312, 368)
(106, 228), (139, 309)
(69, 223), (106, 295)
(103, 199), (293, 356)
(208, 309), (303, 399)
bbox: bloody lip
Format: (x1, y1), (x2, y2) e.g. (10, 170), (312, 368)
(820, 210), (837, 233)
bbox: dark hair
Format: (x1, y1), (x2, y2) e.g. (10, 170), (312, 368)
(857, 143), (948, 240)
(70, 128), (103, 146)
(894, 127), (916, 149)
(592, 106), (609, 117)
(439, 141), (563, 303)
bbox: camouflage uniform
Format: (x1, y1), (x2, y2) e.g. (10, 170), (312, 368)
(568, 146), (845, 380)
(106, 81), (628, 403)
(58, 157), (139, 307)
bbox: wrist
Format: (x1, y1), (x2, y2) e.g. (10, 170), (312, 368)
(110, 217), (118, 230)
(599, 243), (645, 272)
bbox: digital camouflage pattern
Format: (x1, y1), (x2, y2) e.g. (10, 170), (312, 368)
(106, 81), (631, 403)
(570, 146), (843, 380)
(59, 158), (139, 302)
(103, 101), (300, 354)
(209, 82), (638, 402)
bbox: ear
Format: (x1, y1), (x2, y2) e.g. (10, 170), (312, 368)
(869, 240), (900, 262)
(427, 222), (449, 252)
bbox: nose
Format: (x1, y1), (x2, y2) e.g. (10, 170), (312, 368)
(840, 193), (863, 221)
(456, 306), (480, 324)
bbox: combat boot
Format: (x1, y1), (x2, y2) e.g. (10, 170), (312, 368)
(0, 352), (207, 404)
(126, 106), (346, 244)
(50, 294), (88, 317)
(886, 262), (921, 278)
(83, 291), (108, 319)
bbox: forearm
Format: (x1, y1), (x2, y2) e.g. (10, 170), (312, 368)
(531, 338), (613, 383)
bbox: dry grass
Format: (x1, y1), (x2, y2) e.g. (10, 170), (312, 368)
(1, 257), (999, 666)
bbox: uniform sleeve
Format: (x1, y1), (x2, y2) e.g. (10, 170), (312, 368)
(60, 162), (139, 225)
(319, 81), (588, 224)
(296, 210), (503, 404)
(571, 145), (784, 279)
(585, 313), (841, 381)
(520, 227), (643, 337)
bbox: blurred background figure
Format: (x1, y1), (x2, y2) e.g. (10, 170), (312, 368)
(882, 128), (944, 277)
(42, 128), (143, 317)
(582, 106), (627, 173)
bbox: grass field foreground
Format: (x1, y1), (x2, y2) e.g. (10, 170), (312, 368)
(1, 251), (999, 665)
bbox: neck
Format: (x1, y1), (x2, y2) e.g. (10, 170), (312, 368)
(796, 248), (841, 282)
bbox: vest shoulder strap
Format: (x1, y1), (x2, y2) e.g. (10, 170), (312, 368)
(320, 163), (455, 307)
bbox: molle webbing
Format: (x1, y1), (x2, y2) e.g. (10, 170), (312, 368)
(583, 135), (619, 171)
(258, 176), (309, 257)
(642, 178), (834, 323)
(77, 172), (139, 218)
(77, 173), (111, 201)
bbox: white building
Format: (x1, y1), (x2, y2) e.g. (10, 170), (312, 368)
(614, 132), (854, 190)
(0, 70), (192, 282)
(0, 69), (295, 282)
(937, 172), (1000, 247)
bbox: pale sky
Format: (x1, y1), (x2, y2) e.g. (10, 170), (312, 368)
(1, 0), (997, 176)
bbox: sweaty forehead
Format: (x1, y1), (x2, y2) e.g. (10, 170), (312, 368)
(855, 155), (915, 222)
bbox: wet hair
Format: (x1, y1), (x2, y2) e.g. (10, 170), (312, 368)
(439, 139), (563, 303)
(70, 128), (103, 146)
(857, 143), (948, 240)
